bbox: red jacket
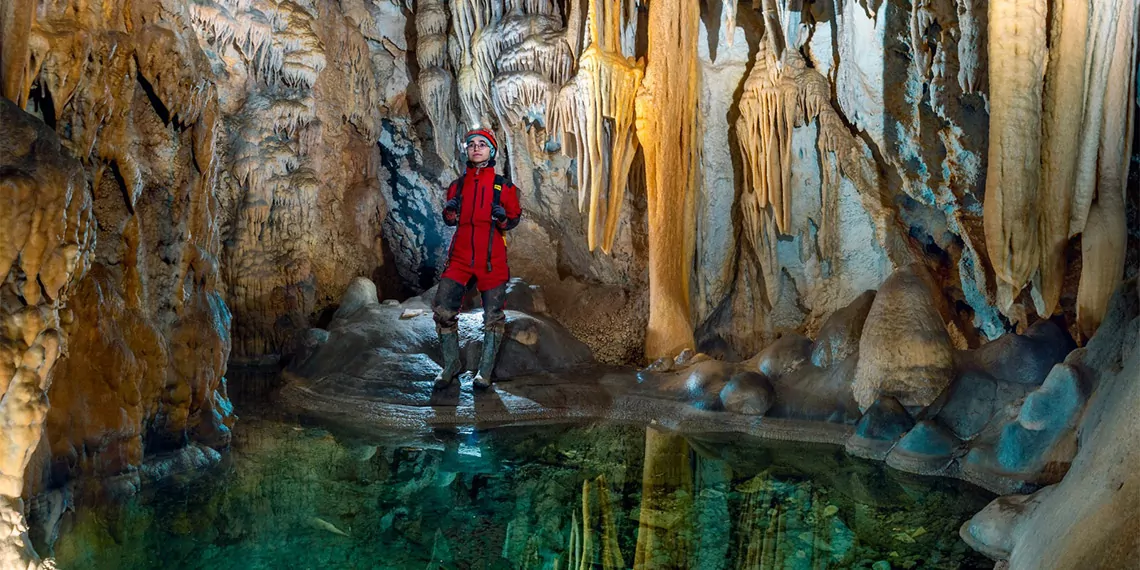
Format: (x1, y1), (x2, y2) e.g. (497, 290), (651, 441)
(442, 162), (521, 281)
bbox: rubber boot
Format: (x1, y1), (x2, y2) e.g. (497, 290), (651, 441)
(473, 329), (503, 390)
(434, 330), (462, 390)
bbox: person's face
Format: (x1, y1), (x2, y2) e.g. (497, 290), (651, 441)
(466, 138), (492, 163)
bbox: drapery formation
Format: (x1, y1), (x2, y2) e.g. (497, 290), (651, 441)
(417, 0), (458, 162)
(983, 0), (1047, 312)
(548, 0), (643, 253)
(985, 0), (1138, 337)
(736, 42), (880, 308)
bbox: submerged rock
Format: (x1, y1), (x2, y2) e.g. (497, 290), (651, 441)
(846, 396), (915, 460)
(886, 420), (960, 475)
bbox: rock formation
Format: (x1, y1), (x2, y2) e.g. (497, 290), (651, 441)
(852, 265), (955, 411)
(0, 99), (95, 569)
(635, 0), (701, 359)
(961, 279), (1139, 568)
(1, 0), (1139, 565)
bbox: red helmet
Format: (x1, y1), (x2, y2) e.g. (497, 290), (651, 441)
(464, 128), (497, 156)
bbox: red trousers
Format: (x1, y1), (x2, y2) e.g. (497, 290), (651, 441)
(441, 251), (509, 291)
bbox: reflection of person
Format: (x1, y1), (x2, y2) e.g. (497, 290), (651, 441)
(432, 128), (522, 391)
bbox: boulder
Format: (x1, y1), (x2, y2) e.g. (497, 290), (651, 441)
(886, 420), (960, 475)
(745, 333), (812, 382)
(956, 319), (1074, 386)
(928, 371), (1037, 440)
(959, 491), (1048, 561)
(766, 355), (860, 423)
(504, 278), (547, 315)
(811, 290), (876, 368)
(852, 265), (956, 411)
(333, 277), (379, 320)
(958, 281), (1140, 570)
(635, 360), (740, 410)
(287, 280), (595, 405)
(719, 371), (775, 415)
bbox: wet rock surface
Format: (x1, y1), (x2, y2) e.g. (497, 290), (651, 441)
(960, 280), (1139, 569)
(285, 278), (594, 401)
(278, 268), (1120, 510)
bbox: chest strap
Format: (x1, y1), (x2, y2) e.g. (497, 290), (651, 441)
(487, 175), (503, 272)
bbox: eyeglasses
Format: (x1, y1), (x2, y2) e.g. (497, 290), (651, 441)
(466, 141), (490, 149)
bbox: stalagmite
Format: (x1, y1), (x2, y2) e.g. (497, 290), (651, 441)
(983, 0), (1047, 309)
(547, 0), (643, 254)
(1035, 0), (1089, 318)
(1076, 0), (1137, 338)
(634, 0), (700, 359)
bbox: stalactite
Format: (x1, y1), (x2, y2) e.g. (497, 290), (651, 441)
(635, 0), (700, 359)
(1, 99), (95, 569)
(547, 0), (643, 254)
(737, 45), (795, 237)
(579, 479), (594, 570)
(274, 2), (326, 90)
(1069, 0), (1125, 236)
(956, 0), (984, 94)
(0, 0), (36, 106)
(1076, 0), (1137, 338)
(418, 0), (459, 161)
(736, 45), (871, 307)
(735, 474), (773, 569)
(491, 70), (554, 125)
(722, 0), (738, 49)
(572, 475), (625, 569)
(450, 0), (497, 126)
(497, 32), (575, 86)
(1035, 0), (1089, 317)
(983, 0), (1047, 310)
(567, 510), (581, 570)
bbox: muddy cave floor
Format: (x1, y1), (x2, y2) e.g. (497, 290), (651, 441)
(47, 366), (997, 570)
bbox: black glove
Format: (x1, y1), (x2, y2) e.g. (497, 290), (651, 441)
(491, 204), (507, 223)
(443, 198), (460, 226)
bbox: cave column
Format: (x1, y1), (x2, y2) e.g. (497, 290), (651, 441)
(635, 0), (701, 359)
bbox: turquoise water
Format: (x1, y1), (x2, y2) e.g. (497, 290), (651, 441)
(51, 413), (994, 569)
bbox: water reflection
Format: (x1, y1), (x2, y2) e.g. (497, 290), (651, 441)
(49, 417), (992, 569)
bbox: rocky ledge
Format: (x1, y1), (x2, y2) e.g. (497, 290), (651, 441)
(278, 272), (1139, 568)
